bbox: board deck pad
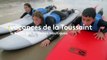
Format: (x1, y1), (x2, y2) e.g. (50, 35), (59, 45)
(46, 31), (107, 60)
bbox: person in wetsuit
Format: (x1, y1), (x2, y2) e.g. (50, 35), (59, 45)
(32, 9), (75, 47)
(20, 3), (57, 18)
(70, 7), (107, 40)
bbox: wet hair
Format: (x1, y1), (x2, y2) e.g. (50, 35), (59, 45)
(24, 3), (32, 9)
(33, 11), (44, 22)
(82, 8), (96, 19)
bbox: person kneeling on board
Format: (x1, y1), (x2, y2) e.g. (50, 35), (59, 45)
(32, 9), (74, 47)
(70, 7), (107, 40)
(20, 3), (57, 18)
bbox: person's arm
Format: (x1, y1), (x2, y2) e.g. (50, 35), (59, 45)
(46, 16), (60, 41)
(94, 19), (107, 40)
(40, 30), (60, 47)
(98, 19), (107, 33)
(68, 16), (82, 36)
(47, 31), (60, 42)
(40, 16), (60, 47)
(20, 12), (28, 18)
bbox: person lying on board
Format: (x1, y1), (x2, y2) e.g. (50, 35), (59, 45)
(70, 7), (107, 40)
(32, 9), (75, 47)
(16, 3), (57, 32)
(20, 3), (56, 18)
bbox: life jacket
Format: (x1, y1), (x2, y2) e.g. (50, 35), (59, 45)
(43, 12), (61, 24)
(29, 8), (47, 16)
(36, 8), (47, 14)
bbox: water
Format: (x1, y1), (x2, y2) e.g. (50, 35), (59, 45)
(0, 0), (107, 60)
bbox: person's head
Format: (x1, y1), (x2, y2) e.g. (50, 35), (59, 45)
(24, 3), (32, 13)
(33, 11), (44, 26)
(82, 7), (96, 26)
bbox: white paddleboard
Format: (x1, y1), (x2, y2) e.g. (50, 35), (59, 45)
(0, 10), (80, 50)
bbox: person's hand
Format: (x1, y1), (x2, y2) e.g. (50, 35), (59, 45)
(69, 30), (80, 36)
(94, 32), (105, 40)
(40, 39), (51, 47)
